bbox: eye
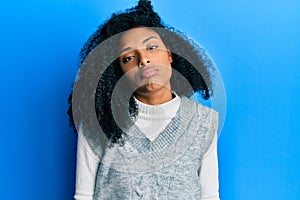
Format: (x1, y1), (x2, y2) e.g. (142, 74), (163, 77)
(147, 45), (158, 51)
(122, 55), (135, 63)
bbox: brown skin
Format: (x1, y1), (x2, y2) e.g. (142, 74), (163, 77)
(118, 27), (173, 105)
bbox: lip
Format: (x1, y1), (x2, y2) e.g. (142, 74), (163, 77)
(141, 68), (159, 79)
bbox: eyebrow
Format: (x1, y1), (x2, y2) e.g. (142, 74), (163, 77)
(119, 36), (159, 55)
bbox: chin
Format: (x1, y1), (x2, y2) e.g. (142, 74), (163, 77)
(137, 83), (160, 92)
(136, 82), (170, 95)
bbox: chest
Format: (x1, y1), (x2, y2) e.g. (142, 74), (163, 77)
(94, 138), (204, 200)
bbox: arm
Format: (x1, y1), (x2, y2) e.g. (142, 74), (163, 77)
(74, 132), (100, 200)
(199, 132), (220, 200)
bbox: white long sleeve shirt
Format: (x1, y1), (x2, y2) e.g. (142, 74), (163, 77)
(74, 95), (220, 199)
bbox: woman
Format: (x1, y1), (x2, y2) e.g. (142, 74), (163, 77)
(68, 0), (220, 199)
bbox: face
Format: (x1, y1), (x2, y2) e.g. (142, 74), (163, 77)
(118, 27), (173, 98)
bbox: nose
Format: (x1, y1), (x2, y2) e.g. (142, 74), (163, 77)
(138, 50), (150, 68)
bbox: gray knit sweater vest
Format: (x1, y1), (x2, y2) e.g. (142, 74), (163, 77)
(84, 97), (218, 200)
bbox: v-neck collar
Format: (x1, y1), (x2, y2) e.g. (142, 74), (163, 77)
(99, 96), (216, 173)
(124, 97), (196, 157)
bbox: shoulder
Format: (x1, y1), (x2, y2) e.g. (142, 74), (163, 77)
(181, 96), (218, 124)
(181, 96), (219, 155)
(77, 124), (107, 159)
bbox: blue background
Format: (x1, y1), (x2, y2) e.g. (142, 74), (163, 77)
(1, 0), (299, 199)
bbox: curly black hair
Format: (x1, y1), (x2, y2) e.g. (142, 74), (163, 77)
(67, 0), (215, 145)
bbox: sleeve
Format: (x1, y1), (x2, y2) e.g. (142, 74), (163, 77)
(199, 129), (220, 200)
(74, 132), (101, 200)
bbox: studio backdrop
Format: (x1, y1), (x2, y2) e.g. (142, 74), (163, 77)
(0, 0), (299, 199)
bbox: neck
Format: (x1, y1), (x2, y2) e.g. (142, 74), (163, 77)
(134, 87), (173, 105)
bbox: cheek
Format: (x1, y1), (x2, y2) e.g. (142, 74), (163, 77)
(153, 52), (172, 67)
(122, 68), (139, 86)
(161, 66), (172, 80)
(119, 63), (130, 74)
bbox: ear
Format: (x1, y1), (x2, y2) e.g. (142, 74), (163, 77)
(167, 50), (173, 63)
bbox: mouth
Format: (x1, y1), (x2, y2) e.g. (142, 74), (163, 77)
(141, 68), (159, 79)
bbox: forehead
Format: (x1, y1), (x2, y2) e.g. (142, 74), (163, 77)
(118, 27), (162, 47)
